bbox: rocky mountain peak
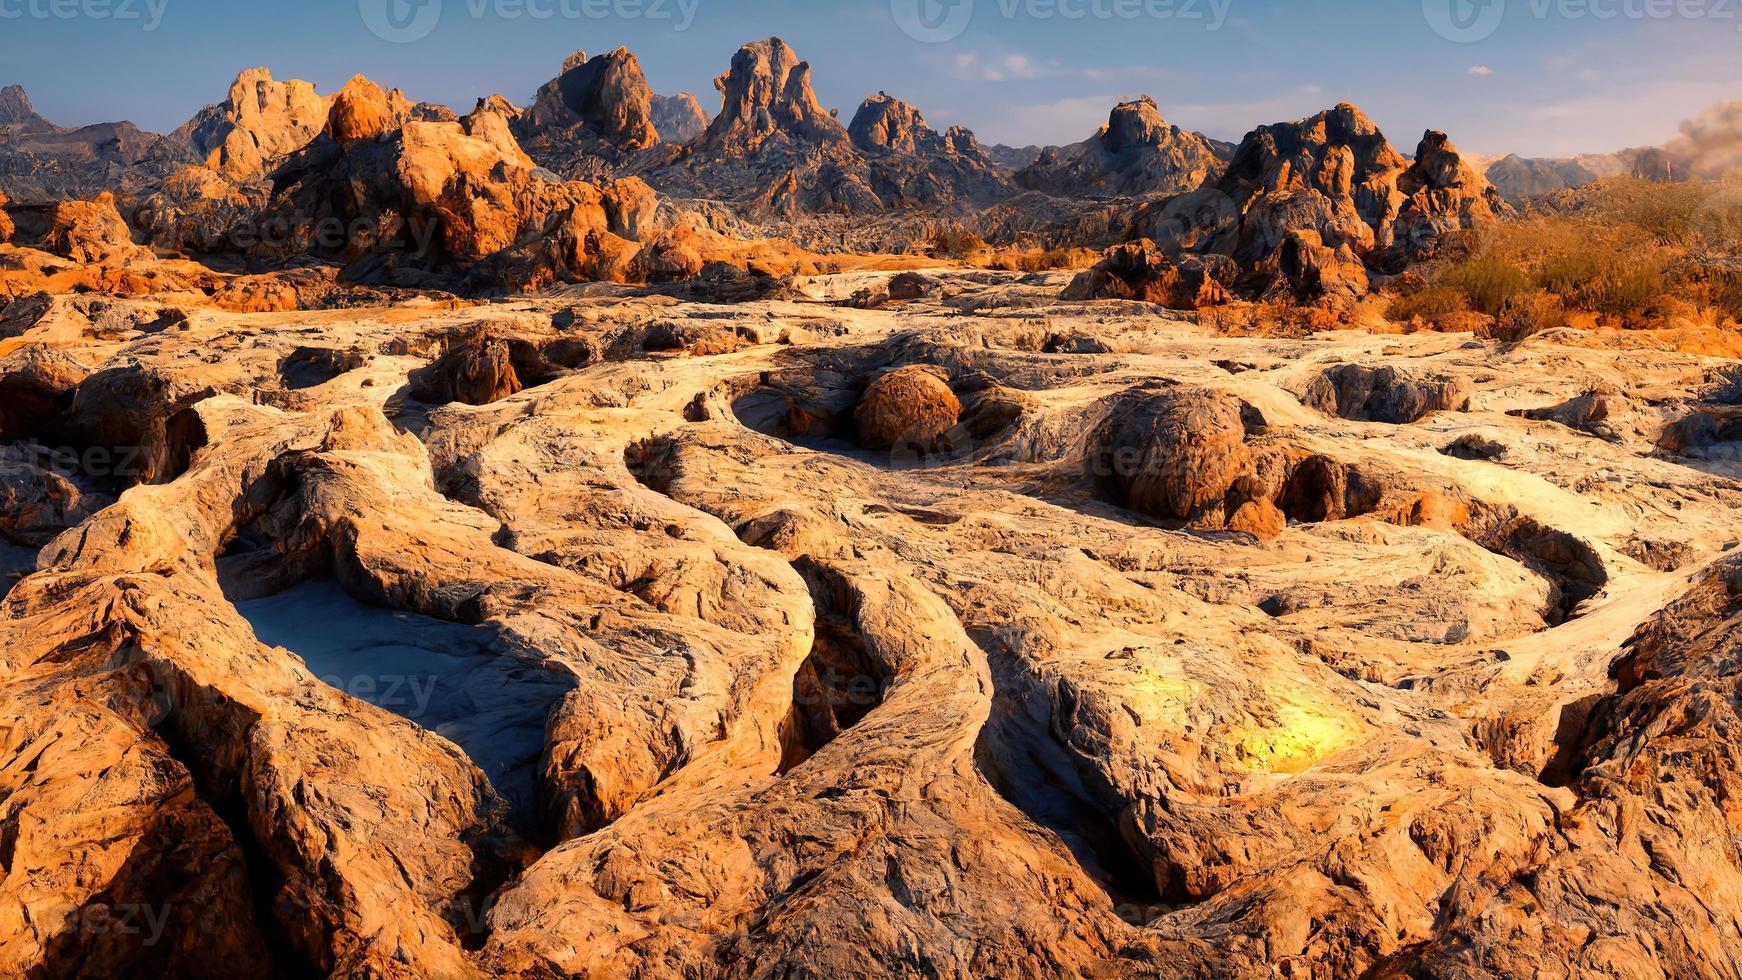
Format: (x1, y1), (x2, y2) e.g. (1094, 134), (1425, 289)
(1220, 101), (1407, 207)
(703, 37), (846, 151)
(0, 85), (52, 131)
(327, 75), (393, 145)
(175, 67), (329, 179)
(1101, 95), (1170, 155)
(555, 47), (659, 149)
(849, 93), (947, 157)
(522, 46), (659, 150)
(1018, 95), (1221, 198)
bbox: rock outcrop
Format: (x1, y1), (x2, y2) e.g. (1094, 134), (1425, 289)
(703, 37), (846, 154)
(1135, 104), (1502, 301)
(43, 192), (145, 263)
(1391, 130), (1507, 261)
(844, 92), (1012, 207)
(257, 109), (662, 289)
(1062, 239), (1231, 309)
(1018, 96), (1224, 199)
(849, 93), (951, 157)
(0, 186), (11, 243)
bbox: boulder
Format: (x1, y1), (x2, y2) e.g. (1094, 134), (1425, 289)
(257, 114), (660, 288)
(855, 366), (961, 452)
(1103, 387), (1250, 519)
(1300, 364), (1471, 424)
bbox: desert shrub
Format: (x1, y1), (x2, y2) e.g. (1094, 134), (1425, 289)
(1579, 253), (1669, 316)
(920, 222), (989, 260)
(1445, 254), (1533, 316)
(1386, 284), (1468, 322)
(1535, 248), (1607, 295)
(979, 247), (1096, 272)
(1617, 182), (1710, 244)
(1495, 289), (1567, 340)
(1718, 271), (1742, 322)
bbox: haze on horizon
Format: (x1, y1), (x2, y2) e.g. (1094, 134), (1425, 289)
(3, 0), (1739, 159)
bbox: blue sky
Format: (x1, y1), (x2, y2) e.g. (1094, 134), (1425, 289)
(3, 0), (1739, 156)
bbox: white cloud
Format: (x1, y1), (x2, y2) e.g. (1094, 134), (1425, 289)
(1576, 69), (1601, 83)
(953, 50), (1062, 83)
(1467, 66), (1494, 77)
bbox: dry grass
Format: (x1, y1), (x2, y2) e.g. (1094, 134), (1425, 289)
(974, 246), (1098, 273)
(1198, 300), (1359, 338)
(1387, 177), (1742, 340)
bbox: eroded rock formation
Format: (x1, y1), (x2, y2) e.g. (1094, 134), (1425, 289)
(173, 67), (330, 180)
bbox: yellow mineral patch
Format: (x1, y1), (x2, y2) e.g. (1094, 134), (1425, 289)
(1230, 693), (1366, 776)
(1126, 666), (1203, 728)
